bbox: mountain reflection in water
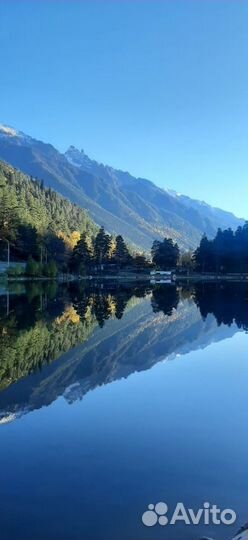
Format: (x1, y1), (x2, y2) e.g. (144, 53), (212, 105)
(0, 281), (247, 422)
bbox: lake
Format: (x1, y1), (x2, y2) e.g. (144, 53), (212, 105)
(0, 281), (247, 540)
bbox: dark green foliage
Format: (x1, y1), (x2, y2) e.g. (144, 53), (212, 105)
(151, 238), (180, 269)
(0, 172), (19, 242)
(0, 160), (97, 263)
(0, 161), (97, 237)
(25, 256), (58, 278)
(70, 233), (92, 272)
(151, 285), (179, 316)
(0, 283), (146, 390)
(26, 256), (42, 277)
(0, 160), (152, 274)
(113, 235), (132, 267)
(194, 224), (248, 273)
(43, 260), (58, 278)
(193, 283), (248, 329)
(133, 254), (150, 271)
(15, 224), (39, 260)
(0, 301), (97, 392)
(93, 226), (111, 264)
(6, 264), (24, 277)
(70, 227), (145, 272)
(43, 233), (66, 264)
(92, 294), (112, 328)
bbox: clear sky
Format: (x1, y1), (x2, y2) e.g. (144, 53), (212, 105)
(0, 0), (247, 218)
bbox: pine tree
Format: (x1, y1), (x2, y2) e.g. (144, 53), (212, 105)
(114, 235), (130, 267)
(93, 226), (111, 264)
(71, 233), (92, 271)
(0, 177), (19, 241)
(193, 223), (248, 273)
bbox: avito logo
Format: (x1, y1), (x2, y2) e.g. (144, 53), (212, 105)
(141, 502), (237, 527)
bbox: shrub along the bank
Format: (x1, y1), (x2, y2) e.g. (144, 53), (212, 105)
(6, 257), (58, 278)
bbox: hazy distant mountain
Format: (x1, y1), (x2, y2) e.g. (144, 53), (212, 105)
(0, 124), (244, 251)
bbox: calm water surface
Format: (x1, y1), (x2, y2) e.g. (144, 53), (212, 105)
(0, 282), (247, 540)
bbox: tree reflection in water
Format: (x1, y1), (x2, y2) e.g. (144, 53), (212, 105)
(0, 281), (247, 396)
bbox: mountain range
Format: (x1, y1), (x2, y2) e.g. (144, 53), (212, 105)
(0, 124), (244, 251)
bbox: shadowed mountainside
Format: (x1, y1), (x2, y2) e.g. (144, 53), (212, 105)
(0, 125), (244, 251)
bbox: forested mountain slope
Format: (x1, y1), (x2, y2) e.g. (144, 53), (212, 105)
(0, 160), (98, 248)
(0, 125), (244, 250)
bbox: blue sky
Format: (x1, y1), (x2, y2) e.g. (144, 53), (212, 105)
(0, 0), (247, 218)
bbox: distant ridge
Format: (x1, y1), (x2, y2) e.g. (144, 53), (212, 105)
(0, 124), (244, 251)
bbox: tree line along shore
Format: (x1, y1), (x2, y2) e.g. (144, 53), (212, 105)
(2, 223), (248, 281)
(0, 161), (247, 280)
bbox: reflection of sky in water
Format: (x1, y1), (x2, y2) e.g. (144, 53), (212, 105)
(0, 311), (247, 540)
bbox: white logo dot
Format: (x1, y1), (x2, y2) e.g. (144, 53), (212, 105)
(142, 510), (158, 527)
(155, 502), (168, 515)
(158, 515), (168, 526)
